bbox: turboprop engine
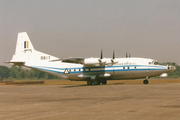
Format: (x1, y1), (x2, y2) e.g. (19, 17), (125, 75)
(83, 50), (117, 66)
(83, 58), (117, 66)
(83, 58), (111, 65)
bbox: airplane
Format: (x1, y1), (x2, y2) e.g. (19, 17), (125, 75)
(6, 32), (176, 85)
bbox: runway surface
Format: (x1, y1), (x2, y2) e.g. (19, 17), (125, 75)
(1, 83), (180, 120)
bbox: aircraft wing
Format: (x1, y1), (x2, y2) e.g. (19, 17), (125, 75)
(62, 58), (84, 64)
(61, 58), (107, 66)
(50, 57), (117, 66)
(49, 58), (84, 62)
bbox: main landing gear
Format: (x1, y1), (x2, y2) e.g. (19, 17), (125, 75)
(87, 80), (107, 85)
(87, 80), (92, 85)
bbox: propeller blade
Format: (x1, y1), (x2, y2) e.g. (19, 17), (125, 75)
(100, 50), (103, 59)
(113, 50), (115, 59)
(126, 52), (128, 58)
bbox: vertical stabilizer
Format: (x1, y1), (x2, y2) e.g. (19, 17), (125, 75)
(15, 32), (35, 55)
(10, 32), (59, 64)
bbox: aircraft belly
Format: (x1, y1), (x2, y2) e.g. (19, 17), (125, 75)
(148, 70), (169, 77)
(108, 71), (148, 80)
(66, 68), (169, 81)
(108, 69), (168, 80)
(67, 73), (89, 81)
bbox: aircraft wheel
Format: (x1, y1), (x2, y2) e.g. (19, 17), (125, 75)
(143, 80), (149, 84)
(94, 80), (100, 85)
(102, 80), (107, 84)
(87, 80), (92, 85)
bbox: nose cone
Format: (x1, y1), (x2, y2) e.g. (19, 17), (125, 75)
(171, 66), (176, 71)
(168, 65), (176, 71)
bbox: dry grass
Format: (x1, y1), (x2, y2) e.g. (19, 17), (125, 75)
(0, 80), (44, 85)
(12, 80), (44, 84)
(44, 80), (86, 85)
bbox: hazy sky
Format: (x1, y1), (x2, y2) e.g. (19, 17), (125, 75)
(1, 0), (180, 66)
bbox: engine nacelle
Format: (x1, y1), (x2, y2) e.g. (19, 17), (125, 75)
(83, 58), (116, 65)
(84, 58), (101, 65)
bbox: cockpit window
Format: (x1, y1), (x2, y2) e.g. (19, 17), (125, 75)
(148, 61), (159, 65)
(152, 61), (159, 65)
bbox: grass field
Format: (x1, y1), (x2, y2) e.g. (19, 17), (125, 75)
(1, 79), (180, 85)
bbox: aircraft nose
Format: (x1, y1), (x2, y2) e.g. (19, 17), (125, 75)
(171, 66), (176, 71)
(168, 65), (176, 71)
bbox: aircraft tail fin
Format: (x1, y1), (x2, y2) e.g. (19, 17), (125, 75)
(10, 32), (59, 65)
(15, 32), (35, 55)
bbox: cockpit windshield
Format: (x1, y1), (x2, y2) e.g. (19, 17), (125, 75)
(149, 61), (159, 65)
(153, 61), (159, 65)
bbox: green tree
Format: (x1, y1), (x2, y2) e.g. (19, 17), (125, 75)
(0, 66), (9, 80)
(9, 66), (19, 78)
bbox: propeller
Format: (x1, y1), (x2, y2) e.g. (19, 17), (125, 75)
(101, 50), (103, 59)
(126, 52), (128, 58)
(99, 50), (103, 63)
(126, 52), (131, 58)
(111, 51), (115, 63)
(99, 50), (117, 66)
(113, 50), (115, 59)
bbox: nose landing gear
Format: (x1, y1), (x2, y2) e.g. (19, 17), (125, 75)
(143, 79), (149, 84)
(143, 77), (149, 84)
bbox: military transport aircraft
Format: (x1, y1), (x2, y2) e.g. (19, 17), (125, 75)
(6, 32), (176, 85)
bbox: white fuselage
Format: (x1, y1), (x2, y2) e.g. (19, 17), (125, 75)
(25, 57), (175, 81)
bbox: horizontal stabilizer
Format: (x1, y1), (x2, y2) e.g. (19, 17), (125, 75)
(4, 61), (25, 66)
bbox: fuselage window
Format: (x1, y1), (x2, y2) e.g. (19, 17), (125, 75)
(74, 69), (76, 71)
(123, 67), (125, 69)
(69, 70), (71, 72)
(89, 68), (91, 71)
(128, 67), (129, 69)
(134, 66), (136, 69)
(79, 69), (81, 71)
(84, 69), (85, 71)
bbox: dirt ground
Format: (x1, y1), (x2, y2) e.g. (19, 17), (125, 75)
(0, 79), (180, 120)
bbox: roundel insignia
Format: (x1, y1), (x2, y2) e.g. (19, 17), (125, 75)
(64, 68), (70, 74)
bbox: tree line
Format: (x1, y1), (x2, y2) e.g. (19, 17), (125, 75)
(0, 66), (58, 80)
(0, 62), (179, 80)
